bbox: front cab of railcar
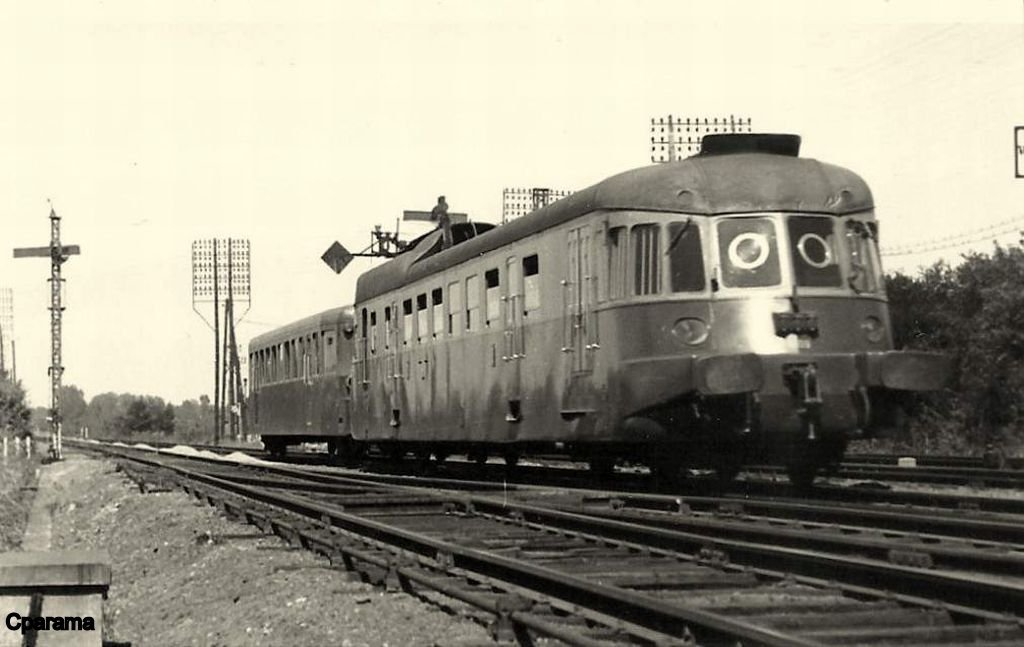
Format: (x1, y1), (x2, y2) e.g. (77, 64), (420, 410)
(605, 134), (950, 486)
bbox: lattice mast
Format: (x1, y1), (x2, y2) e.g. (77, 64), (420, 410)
(650, 115), (753, 163)
(13, 207), (80, 460)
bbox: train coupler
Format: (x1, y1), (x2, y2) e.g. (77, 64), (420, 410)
(783, 363), (823, 440)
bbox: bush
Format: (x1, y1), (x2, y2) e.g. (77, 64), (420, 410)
(886, 241), (1024, 455)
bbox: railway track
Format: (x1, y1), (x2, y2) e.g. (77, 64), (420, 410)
(847, 453), (1023, 470)
(747, 462), (1024, 489)
(91, 437), (1024, 513)
(72, 440), (1024, 646)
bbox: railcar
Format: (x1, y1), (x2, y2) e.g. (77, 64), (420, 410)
(248, 306), (356, 457)
(250, 133), (949, 486)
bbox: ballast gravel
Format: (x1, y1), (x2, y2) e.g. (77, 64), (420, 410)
(50, 453), (493, 646)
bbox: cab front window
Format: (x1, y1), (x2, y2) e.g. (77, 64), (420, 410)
(788, 216), (841, 287)
(717, 217), (781, 288)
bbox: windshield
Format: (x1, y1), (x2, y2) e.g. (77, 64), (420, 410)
(788, 216), (842, 287)
(715, 213), (882, 294)
(716, 217), (781, 288)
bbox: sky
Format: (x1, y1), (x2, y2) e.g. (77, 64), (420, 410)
(1, 0), (1023, 407)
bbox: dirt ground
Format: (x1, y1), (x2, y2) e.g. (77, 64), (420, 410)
(51, 453), (492, 646)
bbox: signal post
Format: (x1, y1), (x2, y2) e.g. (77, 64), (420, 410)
(13, 208), (81, 460)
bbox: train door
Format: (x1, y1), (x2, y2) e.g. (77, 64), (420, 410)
(563, 226), (597, 412)
(302, 335), (313, 429)
(503, 256), (524, 417)
(385, 301), (400, 434)
(414, 292), (431, 432)
(325, 325), (350, 438)
(564, 227), (597, 373)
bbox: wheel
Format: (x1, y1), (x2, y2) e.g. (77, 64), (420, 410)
(648, 457), (685, 488)
(715, 460), (742, 485)
(388, 445), (406, 463)
(821, 436), (848, 476)
(589, 456), (616, 481)
(714, 435), (746, 485)
(263, 437), (286, 458)
(786, 457), (819, 490)
(503, 451), (520, 468)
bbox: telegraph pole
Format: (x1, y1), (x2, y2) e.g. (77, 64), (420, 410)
(13, 208), (81, 460)
(213, 239), (221, 443)
(501, 188), (572, 223)
(192, 238), (250, 444)
(0, 288), (11, 380)
(224, 238), (244, 439)
(650, 114), (753, 163)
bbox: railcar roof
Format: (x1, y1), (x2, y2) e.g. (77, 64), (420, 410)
(249, 305), (354, 350)
(356, 149), (873, 303)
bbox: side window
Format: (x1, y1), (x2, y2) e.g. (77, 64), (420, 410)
(667, 221), (706, 292)
(448, 281), (461, 336)
(312, 332), (320, 375)
(507, 256), (522, 318)
(465, 274), (480, 332)
(301, 336), (309, 378)
(324, 330), (337, 370)
(369, 311), (377, 353)
(523, 254), (540, 313)
(485, 268), (500, 326)
(632, 224), (661, 295)
(384, 306), (392, 349)
(282, 342), (290, 379)
(845, 220), (881, 293)
(431, 288), (443, 337)
(416, 293), (428, 342)
(608, 226), (627, 299)
(402, 299), (413, 344)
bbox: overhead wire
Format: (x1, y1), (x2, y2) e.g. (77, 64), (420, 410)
(880, 215), (1024, 257)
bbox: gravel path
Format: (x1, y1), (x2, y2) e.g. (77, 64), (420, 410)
(51, 453), (492, 646)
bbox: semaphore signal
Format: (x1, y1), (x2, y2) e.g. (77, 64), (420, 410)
(13, 206), (81, 460)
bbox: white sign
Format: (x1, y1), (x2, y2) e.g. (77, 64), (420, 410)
(1016, 127), (1024, 178)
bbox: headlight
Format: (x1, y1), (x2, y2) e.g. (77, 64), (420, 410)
(672, 317), (709, 346)
(861, 316), (885, 343)
(727, 232), (770, 270)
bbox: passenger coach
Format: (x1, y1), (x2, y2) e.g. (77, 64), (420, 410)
(248, 306), (355, 457)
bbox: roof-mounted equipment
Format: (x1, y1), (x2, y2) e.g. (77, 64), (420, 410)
(700, 133), (802, 157)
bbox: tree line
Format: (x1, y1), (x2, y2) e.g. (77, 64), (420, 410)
(25, 388), (214, 442)
(885, 242), (1024, 454)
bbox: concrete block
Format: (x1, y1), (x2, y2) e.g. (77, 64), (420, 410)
(0, 551), (110, 647)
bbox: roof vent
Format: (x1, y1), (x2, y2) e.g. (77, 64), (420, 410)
(700, 133), (801, 157)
